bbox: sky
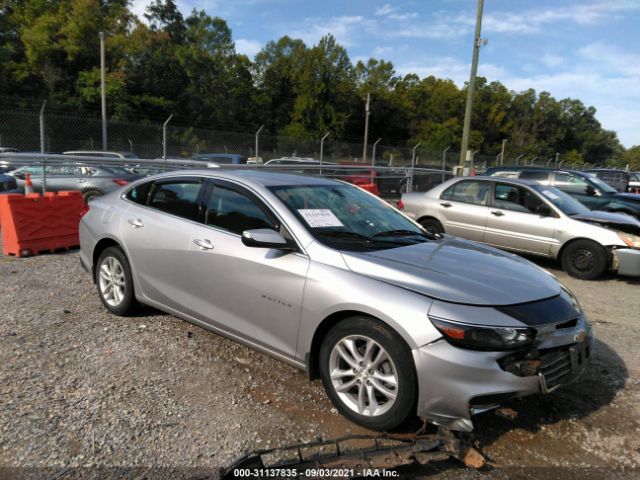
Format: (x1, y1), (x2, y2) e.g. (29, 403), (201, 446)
(130, 0), (640, 148)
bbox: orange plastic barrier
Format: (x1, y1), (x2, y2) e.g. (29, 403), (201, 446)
(0, 191), (84, 257)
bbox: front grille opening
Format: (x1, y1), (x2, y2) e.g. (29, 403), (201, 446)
(470, 392), (517, 407)
(555, 318), (578, 329)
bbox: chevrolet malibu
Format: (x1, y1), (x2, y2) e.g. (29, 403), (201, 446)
(80, 170), (592, 432)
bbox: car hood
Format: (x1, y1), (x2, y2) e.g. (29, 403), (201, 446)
(341, 237), (561, 306)
(571, 210), (640, 235)
(613, 192), (640, 202)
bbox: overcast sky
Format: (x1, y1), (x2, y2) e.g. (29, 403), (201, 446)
(131, 0), (640, 148)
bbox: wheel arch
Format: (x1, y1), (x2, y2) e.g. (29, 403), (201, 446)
(556, 236), (611, 263)
(306, 310), (413, 380)
(92, 237), (125, 282)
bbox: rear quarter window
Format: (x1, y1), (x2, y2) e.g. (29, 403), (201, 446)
(126, 181), (152, 205)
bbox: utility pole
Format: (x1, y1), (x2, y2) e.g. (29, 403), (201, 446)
(100, 31), (107, 151)
(459, 0), (485, 166)
(255, 125), (264, 163)
(362, 92), (370, 163)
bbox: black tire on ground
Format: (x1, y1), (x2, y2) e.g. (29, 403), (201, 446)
(560, 239), (608, 280)
(418, 217), (444, 235)
(83, 189), (103, 203)
(319, 317), (417, 431)
(95, 246), (137, 316)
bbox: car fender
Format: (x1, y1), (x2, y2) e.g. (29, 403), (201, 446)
(553, 216), (626, 258)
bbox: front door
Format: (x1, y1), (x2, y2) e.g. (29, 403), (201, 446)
(483, 183), (558, 255)
(182, 180), (309, 358)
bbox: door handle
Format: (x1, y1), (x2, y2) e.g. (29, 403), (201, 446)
(128, 218), (144, 228)
(440, 202), (452, 208)
(193, 239), (214, 250)
(491, 210), (505, 216)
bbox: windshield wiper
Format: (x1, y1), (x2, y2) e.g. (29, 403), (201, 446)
(372, 229), (435, 240)
(317, 230), (414, 246)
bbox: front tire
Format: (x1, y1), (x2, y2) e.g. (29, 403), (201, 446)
(560, 240), (608, 280)
(319, 317), (416, 431)
(96, 246), (137, 315)
(419, 218), (444, 235)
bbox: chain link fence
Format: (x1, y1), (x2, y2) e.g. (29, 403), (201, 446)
(0, 107), (598, 171)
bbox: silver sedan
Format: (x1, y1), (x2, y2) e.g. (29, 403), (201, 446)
(80, 170), (592, 432)
(401, 176), (640, 280)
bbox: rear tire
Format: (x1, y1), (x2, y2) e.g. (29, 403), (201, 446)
(96, 246), (137, 315)
(560, 240), (608, 280)
(319, 317), (416, 431)
(419, 218), (444, 235)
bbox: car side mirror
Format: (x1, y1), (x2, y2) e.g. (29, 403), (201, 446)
(241, 228), (292, 250)
(585, 185), (596, 196)
(13, 171), (24, 179)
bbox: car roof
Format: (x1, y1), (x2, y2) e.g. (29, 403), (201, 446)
(450, 175), (544, 188)
(148, 169), (342, 187)
(485, 165), (592, 177)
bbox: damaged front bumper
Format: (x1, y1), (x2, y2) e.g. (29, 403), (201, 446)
(612, 248), (640, 276)
(413, 319), (593, 432)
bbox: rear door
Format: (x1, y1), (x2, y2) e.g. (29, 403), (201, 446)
(120, 177), (206, 310)
(483, 182), (558, 255)
(181, 179), (309, 357)
(437, 179), (490, 241)
(552, 172), (605, 209)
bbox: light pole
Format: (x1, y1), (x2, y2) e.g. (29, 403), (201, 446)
(255, 125), (264, 163)
(99, 31), (107, 151)
(459, 0), (485, 166)
(371, 138), (382, 183)
(320, 132), (329, 174)
(362, 92), (370, 163)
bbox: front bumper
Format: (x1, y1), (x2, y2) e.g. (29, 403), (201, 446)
(613, 248), (640, 276)
(413, 328), (593, 432)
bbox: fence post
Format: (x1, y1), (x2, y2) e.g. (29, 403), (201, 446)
(39, 100), (47, 192)
(442, 146), (450, 182)
(320, 132), (329, 175)
(409, 142), (421, 193)
(255, 125), (264, 163)
(163, 114), (174, 171)
(515, 154), (523, 165)
(371, 138), (381, 183)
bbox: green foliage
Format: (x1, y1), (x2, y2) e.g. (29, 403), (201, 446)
(0, 0), (626, 164)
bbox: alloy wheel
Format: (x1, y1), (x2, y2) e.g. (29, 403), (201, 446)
(99, 256), (126, 307)
(328, 335), (399, 417)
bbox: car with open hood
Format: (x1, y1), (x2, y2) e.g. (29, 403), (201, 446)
(79, 170), (592, 432)
(401, 176), (640, 280)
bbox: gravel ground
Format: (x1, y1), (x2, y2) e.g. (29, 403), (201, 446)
(0, 248), (639, 479)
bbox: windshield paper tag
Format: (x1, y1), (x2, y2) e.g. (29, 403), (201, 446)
(298, 209), (344, 228)
(542, 190), (560, 200)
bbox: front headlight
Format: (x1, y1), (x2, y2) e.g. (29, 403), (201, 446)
(618, 231), (640, 249)
(429, 317), (535, 351)
(561, 284), (582, 314)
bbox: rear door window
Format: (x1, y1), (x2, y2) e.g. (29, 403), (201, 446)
(553, 173), (590, 194)
(494, 184), (545, 213)
(519, 171), (550, 182)
(441, 180), (490, 206)
(147, 179), (203, 221)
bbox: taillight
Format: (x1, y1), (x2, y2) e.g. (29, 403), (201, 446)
(112, 179), (129, 186)
(80, 204), (90, 218)
(396, 199), (405, 210)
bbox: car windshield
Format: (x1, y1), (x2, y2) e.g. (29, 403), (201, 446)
(583, 173), (617, 193)
(531, 184), (590, 216)
(269, 184), (431, 251)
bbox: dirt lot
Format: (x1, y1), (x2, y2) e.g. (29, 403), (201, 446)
(0, 248), (639, 479)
